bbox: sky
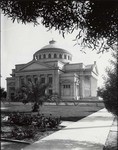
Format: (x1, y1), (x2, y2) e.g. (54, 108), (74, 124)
(1, 14), (112, 90)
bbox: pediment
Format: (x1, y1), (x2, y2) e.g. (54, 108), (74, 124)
(19, 62), (53, 71)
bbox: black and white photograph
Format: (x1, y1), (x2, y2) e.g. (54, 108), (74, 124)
(1, 0), (117, 150)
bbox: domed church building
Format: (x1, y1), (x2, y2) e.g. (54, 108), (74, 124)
(6, 40), (98, 101)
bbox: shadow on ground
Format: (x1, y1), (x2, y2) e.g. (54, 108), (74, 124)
(24, 139), (103, 150)
(1, 142), (29, 150)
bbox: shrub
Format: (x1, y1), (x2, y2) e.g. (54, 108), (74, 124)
(97, 51), (118, 116)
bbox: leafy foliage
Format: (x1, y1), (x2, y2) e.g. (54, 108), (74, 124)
(2, 112), (61, 140)
(0, 87), (7, 101)
(97, 51), (118, 116)
(8, 112), (61, 128)
(0, 0), (117, 52)
(11, 126), (35, 140)
(15, 81), (49, 106)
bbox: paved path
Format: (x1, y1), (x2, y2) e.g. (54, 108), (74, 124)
(60, 121), (74, 127)
(103, 117), (117, 150)
(23, 108), (114, 150)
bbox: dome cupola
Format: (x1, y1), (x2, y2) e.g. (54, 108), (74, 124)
(33, 40), (72, 63)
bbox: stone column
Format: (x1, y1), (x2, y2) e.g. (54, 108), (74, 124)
(75, 82), (77, 99)
(52, 73), (55, 95)
(37, 74), (40, 82)
(79, 76), (84, 98)
(15, 76), (20, 89)
(24, 75), (27, 84)
(90, 76), (92, 97)
(31, 75), (34, 83)
(53, 69), (59, 95)
(45, 74), (48, 94)
(45, 74), (48, 84)
(73, 81), (78, 100)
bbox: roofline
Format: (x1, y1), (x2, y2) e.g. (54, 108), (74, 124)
(34, 48), (72, 55)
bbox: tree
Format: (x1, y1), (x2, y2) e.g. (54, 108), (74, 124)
(15, 81), (49, 111)
(0, 87), (7, 102)
(97, 50), (118, 116)
(0, 87), (7, 98)
(0, 0), (117, 52)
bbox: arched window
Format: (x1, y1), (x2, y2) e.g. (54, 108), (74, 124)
(36, 55), (38, 60)
(54, 54), (57, 58)
(48, 54), (51, 58)
(64, 54), (67, 59)
(37, 55), (39, 60)
(68, 55), (70, 60)
(59, 54), (62, 58)
(39, 55), (41, 59)
(43, 54), (46, 59)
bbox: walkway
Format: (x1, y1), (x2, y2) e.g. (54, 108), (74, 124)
(23, 108), (114, 150)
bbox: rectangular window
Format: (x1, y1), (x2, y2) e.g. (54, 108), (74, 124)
(49, 89), (52, 95)
(64, 55), (67, 59)
(67, 85), (70, 88)
(49, 76), (52, 84)
(63, 85), (70, 88)
(21, 78), (25, 85)
(28, 78), (31, 83)
(34, 78), (38, 83)
(10, 93), (15, 101)
(41, 77), (45, 83)
(9, 87), (15, 101)
(63, 85), (71, 96)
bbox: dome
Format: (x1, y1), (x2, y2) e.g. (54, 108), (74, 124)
(33, 40), (72, 63)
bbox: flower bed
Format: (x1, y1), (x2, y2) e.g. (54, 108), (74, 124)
(1, 112), (62, 143)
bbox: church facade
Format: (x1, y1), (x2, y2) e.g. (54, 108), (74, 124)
(6, 40), (98, 101)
